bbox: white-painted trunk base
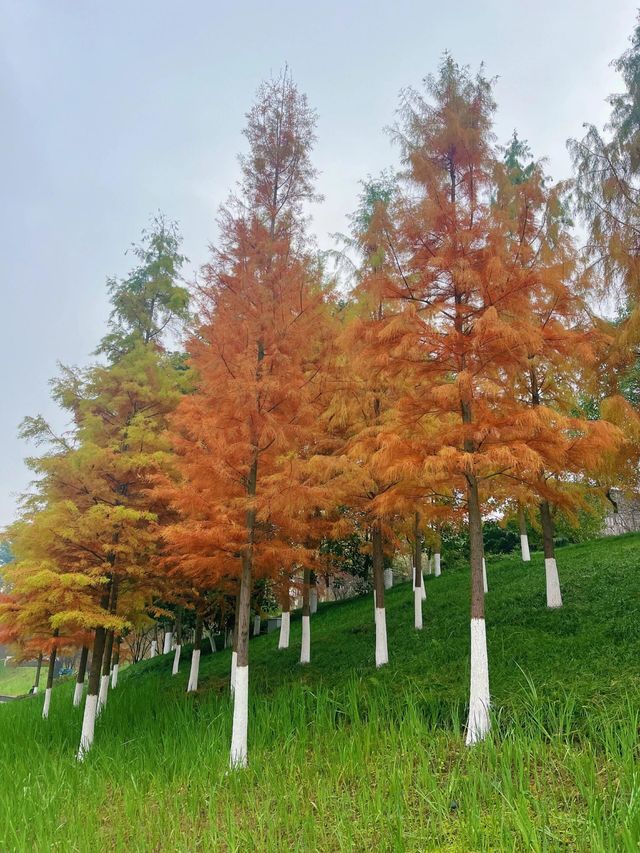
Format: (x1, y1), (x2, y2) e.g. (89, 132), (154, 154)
(230, 650), (238, 695)
(163, 632), (172, 655)
(520, 534), (531, 563)
(278, 612), (290, 649)
(150, 640), (157, 658)
(383, 568), (393, 589)
(375, 607), (388, 667)
(310, 588), (318, 614)
(42, 686), (52, 719)
(111, 663), (119, 689)
(209, 632), (217, 653)
(545, 557), (563, 608)
(253, 615), (261, 637)
(421, 571), (427, 600)
(97, 674), (109, 715)
(414, 586), (423, 630)
(229, 664), (249, 769)
(187, 649), (200, 693)
(73, 680), (84, 707)
(482, 558), (488, 594)
(172, 644), (182, 675)
(466, 618), (491, 746)
(32, 685), (39, 695)
(77, 693), (98, 761)
(434, 553), (441, 577)
(300, 614), (311, 664)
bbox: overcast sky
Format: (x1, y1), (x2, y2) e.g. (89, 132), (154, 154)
(1, 0), (637, 527)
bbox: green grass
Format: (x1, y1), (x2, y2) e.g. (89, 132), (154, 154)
(1, 534), (639, 851)
(0, 665), (37, 697)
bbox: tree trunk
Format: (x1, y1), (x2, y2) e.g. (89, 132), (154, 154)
(300, 568), (311, 664)
(97, 577), (119, 716)
(78, 585), (111, 760)
(97, 630), (114, 716)
(187, 613), (203, 693)
(111, 638), (121, 689)
(208, 628), (217, 653)
(433, 533), (442, 577)
(253, 614), (261, 637)
(540, 500), (562, 608)
(163, 628), (173, 654)
(229, 552), (253, 768)
(230, 589), (241, 695)
(278, 585), (291, 650)
(73, 645), (89, 707)
(465, 474), (490, 745)
(372, 522), (388, 667)
(229, 443), (258, 770)
(413, 512), (423, 630)
(172, 610), (182, 675)
(518, 504), (531, 562)
(32, 651), (43, 694)
(42, 630), (59, 720)
(309, 571), (318, 614)
(482, 556), (488, 594)
(149, 639), (158, 658)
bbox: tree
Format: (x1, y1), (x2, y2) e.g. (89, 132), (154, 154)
(163, 70), (333, 768)
(96, 214), (189, 362)
(384, 57), (617, 743)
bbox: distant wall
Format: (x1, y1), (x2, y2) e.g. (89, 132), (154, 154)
(602, 489), (640, 536)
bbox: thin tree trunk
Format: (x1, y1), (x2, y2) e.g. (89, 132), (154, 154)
(163, 627), (173, 654)
(230, 589), (241, 695)
(229, 441), (259, 770)
(372, 522), (388, 667)
(466, 473), (490, 745)
(97, 577), (119, 716)
(187, 613), (203, 693)
(73, 645), (89, 707)
(253, 613), (261, 637)
(32, 652), (43, 694)
(540, 500), (562, 607)
(278, 583), (291, 650)
(413, 512), (423, 630)
(111, 638), (121, 689)
(482, 556), (488, 594)
(149, 638), (158, 658)
(78, 584), (111, 760)
(309, 570), (318, 614)
(172, 610), (182, 675)
(42, 630), (59, 720)
(300, 568), (311, 664)
(417, 524), (427, 600)
(518, 504), (531, 562)
(433, 532), (442, 577)
(230, 553), (253, 768)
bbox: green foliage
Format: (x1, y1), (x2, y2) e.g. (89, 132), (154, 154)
(503, 131), (535, 184)
(96, 214), (190, 362)
(0, 535), (639, 849)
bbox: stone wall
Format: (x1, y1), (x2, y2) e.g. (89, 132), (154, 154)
(602, 489), (640, 536)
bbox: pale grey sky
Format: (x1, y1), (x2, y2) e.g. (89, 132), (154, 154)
(1, 0), (637, 527)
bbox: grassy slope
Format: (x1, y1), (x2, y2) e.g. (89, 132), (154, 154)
(0, 667), (36, 697)
(0, 534), (639, 851)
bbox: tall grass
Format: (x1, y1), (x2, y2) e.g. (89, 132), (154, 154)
(1, 534), (639, 850)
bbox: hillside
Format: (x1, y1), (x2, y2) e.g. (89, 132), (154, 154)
(1, 534), (639, 851)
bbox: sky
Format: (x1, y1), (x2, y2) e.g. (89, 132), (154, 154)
(1, 0), (638, 527)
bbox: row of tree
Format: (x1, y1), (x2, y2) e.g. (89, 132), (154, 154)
(3, 24), (640, 767)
